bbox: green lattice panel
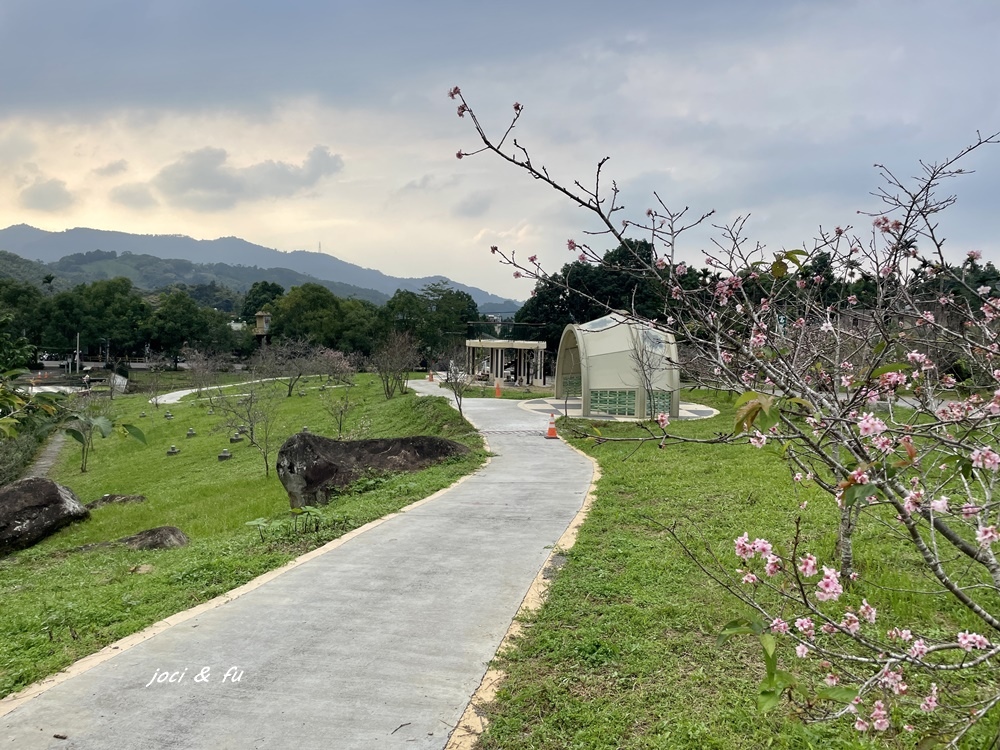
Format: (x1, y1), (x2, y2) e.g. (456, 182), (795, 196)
(590, 389), (636, 416)
(562, 373), (582, 397)
(646, 390), (673, 417)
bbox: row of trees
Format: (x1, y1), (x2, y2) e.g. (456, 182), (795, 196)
(513, 239), (1000, 356)
(455, 85), (1000, 745)
(0, 276), (482, 365)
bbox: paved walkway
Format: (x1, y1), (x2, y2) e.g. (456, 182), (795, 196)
(2, 382), (594, 750)
(517, 395), (718, 421)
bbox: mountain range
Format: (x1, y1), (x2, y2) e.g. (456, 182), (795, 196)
(0, 225), (521, 313)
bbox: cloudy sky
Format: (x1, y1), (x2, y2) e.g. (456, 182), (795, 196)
(1, 0), (998, 299)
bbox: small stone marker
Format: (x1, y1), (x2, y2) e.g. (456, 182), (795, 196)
(218, 449), (232, 461)
(139, 411), (147, 418)
(164, 411), (174, 420)
(166, 445), (180, 456)
(230, 432), (244, 443)
(207, 408), (214, 415)
(302, 426), (309, 433)
(186, 428), (196, 438)
(238, 425), (247, 434)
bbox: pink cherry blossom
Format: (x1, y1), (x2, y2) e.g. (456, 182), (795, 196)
(770, 617), (789, 634)
(957, 630), (990, 651)
(871, 700), (889, 731)
(764, 554), (781, 576)
(798, 554), (818, 577)
(909, 639), (928, 658)
(841, 612), (861, 635)
(857, 412), (887, 437)
(734, 533), (754, 560)
(816, 566), (843, 601)
(795, 617), (815, 638)
(971, 447), (1000, 471)
(921, 683), (938, 712)
(977, 525), (1000, 548)
(795, 643), (809, 658)
(858, 599), (877, 623)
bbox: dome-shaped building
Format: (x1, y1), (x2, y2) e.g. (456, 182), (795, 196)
(554, 312), (679, 419)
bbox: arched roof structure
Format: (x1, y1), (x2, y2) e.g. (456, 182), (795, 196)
(554, 312), (679, 419)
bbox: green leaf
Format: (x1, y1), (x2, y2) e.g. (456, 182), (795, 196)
(782, 249), (807, 267)
(873, 340), (887, 357)
(770, 260), (788, 278)
(757, 689), (781, 712)
(717, 618), (755, 646)
(91, 416), (114, 438)
(870, 362), (912, 378)
(121, 423), (146, 444)
(815, 686), (859, 704)
(734, 401), (762, 435)
(755, 410), (778, 432)
(773, 669), (797, 691)
(65, 428), (86, 445)
(733, 391), (761, 408)
(842, 483), (869, 508)
(289, 507), (304, 515)
(759, 633), (777, 678)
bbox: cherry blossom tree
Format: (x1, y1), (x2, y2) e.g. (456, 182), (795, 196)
(452, 85), (1000, 745)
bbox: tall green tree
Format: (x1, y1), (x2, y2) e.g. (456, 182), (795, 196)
(144, 291), (226, 361)
(241, 281), (285, 324)
(269, 283), (341, 345)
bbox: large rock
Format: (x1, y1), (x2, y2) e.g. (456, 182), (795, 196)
(73, 525), (190, 553)
(119, 526), (189, 550)
(0, 477), (90, 555)
(86, 493), (147, 510)
(276, 433), (470, 508)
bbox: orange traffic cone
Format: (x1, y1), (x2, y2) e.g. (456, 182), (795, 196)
(495, 380), (501, 398)
(545, 413), (558, 439)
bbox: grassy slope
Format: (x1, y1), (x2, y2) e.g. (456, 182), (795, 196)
(0, 375), (485, 699)
(478, 390), (994, 750)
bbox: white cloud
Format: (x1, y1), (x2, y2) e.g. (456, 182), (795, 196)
(19, 178), (74, 212)
(93, 159), (129, 177)
(151, 145), (344, 211)
(110, 182), (158, 209)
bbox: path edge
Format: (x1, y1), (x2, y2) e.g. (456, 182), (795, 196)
(444, 438), (601, 749)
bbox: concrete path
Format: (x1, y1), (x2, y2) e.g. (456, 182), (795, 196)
(2, 381), (594, 749)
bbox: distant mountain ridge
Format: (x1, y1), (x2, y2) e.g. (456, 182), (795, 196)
(0, 225), (521, 311)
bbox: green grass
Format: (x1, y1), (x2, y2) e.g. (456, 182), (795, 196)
(476, 389), (998, 749)
(0, 374), (485, 699)
(457, 383), (555, 400)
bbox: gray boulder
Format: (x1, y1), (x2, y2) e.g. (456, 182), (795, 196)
(0, 477), (90, 555)
(119, 526), (189, 550)
(276, 433), (470, 508)
(86, 493), (147, 510)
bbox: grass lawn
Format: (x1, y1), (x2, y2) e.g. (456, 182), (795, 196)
(0, 374), (485, 700)
(476, 389), (998, 750)
(448, 382), (555, 400)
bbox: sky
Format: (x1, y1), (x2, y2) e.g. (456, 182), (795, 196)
(1, 0), (999, 300)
